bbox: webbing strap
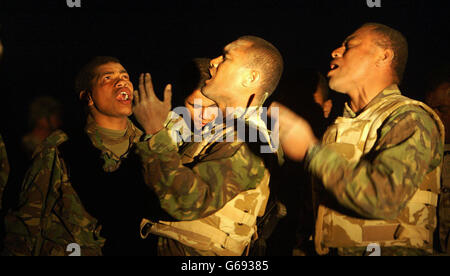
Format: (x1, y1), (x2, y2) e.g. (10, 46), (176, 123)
(409, 190), (438, 207)
(140, 218), (247, 256)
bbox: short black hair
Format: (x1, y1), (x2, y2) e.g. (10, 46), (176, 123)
(238, 35), (284, 97)
(74, 56), (121, 95)
(362, 23), (408, 84)
(173, 57), (211, 107)
(27, 96), (62, 129)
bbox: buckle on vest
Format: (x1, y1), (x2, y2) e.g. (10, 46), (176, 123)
(140, 218), (154, 239)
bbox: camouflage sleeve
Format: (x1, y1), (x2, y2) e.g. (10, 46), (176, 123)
(135, 128), (266, 221)
(0, 133), (10, 208)
(3, 132), (104, 256)
(3, 144), (64, 255)
(307, 105), (443, 220)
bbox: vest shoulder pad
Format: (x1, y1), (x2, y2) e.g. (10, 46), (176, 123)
(32, 129), (69, 158)
(199, 141), (244, 162)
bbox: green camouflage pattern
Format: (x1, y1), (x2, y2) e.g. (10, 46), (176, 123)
(136, 108), (271, 256)
(141, 169), (270, 256)
(2, 117), (143, 256)
(85, 116), (143, 172)
(438, 144), (450, 254)
(307, 85), (444, 255)
(0, 133), (10, 209)
(335, 246), (431, 256)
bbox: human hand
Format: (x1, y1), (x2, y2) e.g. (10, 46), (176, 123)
(133, 73), (172, 135)
(268, 101), (318, 161)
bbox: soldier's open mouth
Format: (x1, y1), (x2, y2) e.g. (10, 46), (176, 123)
(117, 91), (129, 101)
(330, 63), (339, 70)
(116, 90), (131, 103)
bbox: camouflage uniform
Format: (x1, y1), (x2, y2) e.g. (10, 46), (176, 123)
(306, 85), (444, 256)
(1, 116), (154, 256)
(0, 133), (10, 209)
(137, 107), (275, 256)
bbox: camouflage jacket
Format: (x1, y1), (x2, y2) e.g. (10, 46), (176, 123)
(2, 117), (143, 256)
(135, 107), (271, 255)
(306, 86), (444, 255)
(0, 133), (10, 209)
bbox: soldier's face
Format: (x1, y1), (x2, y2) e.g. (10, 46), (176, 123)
(426, 82), (450, 143)
(327, 26), (382, 93)
(184, 89), (218, 130)
(87, 62), (134, 120)
(201, 39), (253, 108)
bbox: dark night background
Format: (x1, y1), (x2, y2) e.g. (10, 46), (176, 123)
(0, 0), (449, 255)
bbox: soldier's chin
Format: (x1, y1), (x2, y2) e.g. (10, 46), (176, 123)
(120, 108), (133, 117)
(200, 86), (216, 101)
(328, 79), (347, 94)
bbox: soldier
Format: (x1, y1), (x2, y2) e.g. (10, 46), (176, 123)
(133, 35), (283, 256)
(313, 72), (333, 120)
(2, 56), (161, 256)
(425, 73), (450, 254)
(182, 58), (219, 132)
(21, 96), (63, 159)
(166, 58), (219, 140)
(271, 23), (444, 255)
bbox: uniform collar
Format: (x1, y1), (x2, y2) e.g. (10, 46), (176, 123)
(85, 115), (143, 171)
(343, 84), (401, 118)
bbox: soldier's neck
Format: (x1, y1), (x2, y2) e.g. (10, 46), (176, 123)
(91, 113), (128, 131)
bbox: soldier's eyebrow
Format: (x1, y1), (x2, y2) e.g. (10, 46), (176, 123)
(102, 69), (128, 75)
(343, 35), (357, 45)
(222, 49), (231, 59)
(96, 69), (129, 79)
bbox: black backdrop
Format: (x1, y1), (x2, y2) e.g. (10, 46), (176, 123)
(0, 0), (449, 255)
(1, 0), (449, 140)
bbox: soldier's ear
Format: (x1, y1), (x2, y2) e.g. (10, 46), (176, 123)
(79, 90), (93, 106)
(242, 70), (260, 88)
(376, 48), (394, 68)
(323, 99), (333, 118)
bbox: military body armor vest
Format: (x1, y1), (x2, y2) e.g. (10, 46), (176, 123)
(314, 92), (445, 255)
(140, 117), (272, 256)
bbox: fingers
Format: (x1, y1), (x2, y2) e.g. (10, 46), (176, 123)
(138, 73), (147, 99)
(144, 73), (156, 99)
(267, 101), (280, 118)
(163, 84), (172, 107)
(269, 101), (301, 125)
(268, 101), (293, 118)
(133, 90), (140, 104)
(137, 73), (170, 106)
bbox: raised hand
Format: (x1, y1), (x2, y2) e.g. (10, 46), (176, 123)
(133, 73), (172, 135)
(268, 101), (318, 161)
